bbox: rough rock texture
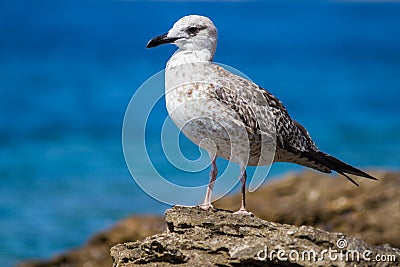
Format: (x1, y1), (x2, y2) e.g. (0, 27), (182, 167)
(216, 170), (400, 248)
(111, 206), (399, 267)
(18, 171), (400, 267)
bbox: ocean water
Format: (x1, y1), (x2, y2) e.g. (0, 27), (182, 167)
(0, 1), (399, 266)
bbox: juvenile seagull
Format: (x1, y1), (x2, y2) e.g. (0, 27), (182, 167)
(147, 15), (377, 215)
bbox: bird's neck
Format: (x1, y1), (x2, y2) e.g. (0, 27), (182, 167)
(167, 49), (214, 68)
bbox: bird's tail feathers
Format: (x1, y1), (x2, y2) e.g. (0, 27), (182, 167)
(302, 150), (378, 186)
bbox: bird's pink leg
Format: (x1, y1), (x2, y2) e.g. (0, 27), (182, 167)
(234, 167), (253, 216)
(200, 156), (217, 210)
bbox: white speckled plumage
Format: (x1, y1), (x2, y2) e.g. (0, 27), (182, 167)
(147, 15), (377, 214)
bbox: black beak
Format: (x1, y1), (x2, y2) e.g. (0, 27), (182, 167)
(146, 33), (180, 48)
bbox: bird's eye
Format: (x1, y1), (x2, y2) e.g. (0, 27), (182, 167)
(187, 26), (199, 35)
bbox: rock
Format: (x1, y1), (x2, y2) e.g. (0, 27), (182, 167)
(110, 206), (399, 267)
(18, 171), (400, 266)
(216, 170), (400, 248)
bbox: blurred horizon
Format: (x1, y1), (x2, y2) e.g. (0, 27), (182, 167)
(1, 0), (399, 266)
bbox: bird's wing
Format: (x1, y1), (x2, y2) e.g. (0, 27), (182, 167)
(212, 83), (261, 135)
(210, 64), (318, 152)
(210, 64), (377, 184)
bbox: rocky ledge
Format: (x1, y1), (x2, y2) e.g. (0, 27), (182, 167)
(111, 206), (399, 267)
(19, 171), (400, 267)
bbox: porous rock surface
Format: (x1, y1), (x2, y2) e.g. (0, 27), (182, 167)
(110, 206), (399, 267)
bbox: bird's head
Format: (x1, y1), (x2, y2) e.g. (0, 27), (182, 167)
(147, 15), (217, 54)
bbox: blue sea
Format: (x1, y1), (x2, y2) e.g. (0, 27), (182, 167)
(1, 1), (399, 266)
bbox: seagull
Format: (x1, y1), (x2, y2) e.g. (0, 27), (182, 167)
(146, 15), (377, 215)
